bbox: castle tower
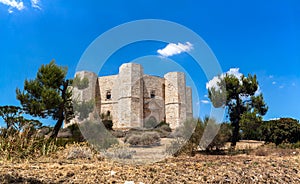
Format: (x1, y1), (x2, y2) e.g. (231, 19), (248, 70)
(186, 87), (193, 120)
(65, 71), (100, 127)
(164, 72), (187, 129)
(117, 63), (144, 128)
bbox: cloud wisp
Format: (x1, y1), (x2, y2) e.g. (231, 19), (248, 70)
(200, 100), (210, 104)
(31, 0), (40, 9)
(157, 42), (193, 57)
(0, 0), (24, 13)
(0, 0), (41, 13)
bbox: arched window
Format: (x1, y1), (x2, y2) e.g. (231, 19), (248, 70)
(106, 91), (111, 100)
(150, 90), (155, 98)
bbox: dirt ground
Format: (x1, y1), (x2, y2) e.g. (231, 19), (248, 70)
(0, 154), (299, 183)
(0, 141), (299, 184)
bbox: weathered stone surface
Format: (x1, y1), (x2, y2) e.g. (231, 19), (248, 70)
(69, 63), (193, 129)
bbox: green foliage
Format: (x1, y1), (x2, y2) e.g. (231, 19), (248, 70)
(0, 105), (42, 136)
(240, 111), (263, 140)
(63, 123), (84, 142)
(73, 75), (89, 89)
(16, 60), (74, 138)
(205, 122), (232, 151)
(73, 100), (94, 121)
(171, 118), (203, 156)
(169, 118), (232, 156)
(261, 118), (300, 146)
(208, 72), (268, 147)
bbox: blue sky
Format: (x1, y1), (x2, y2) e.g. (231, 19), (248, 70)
(0, 0), (299, 126)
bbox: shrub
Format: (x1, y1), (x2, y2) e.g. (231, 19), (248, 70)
(66, 145), (93, 160)
(144, 117), (158, 128)
(169, 118), (232, 156)
(205, 123), (232, 151)
(125, 132), (161, 146)
(154, 124), (172, 138)
(78, 120), (118, 150)
(111, 130), (127, 138)
(104, 144), (136, 159)
(261, 118), (300, 145)
(171, 118), (203, 156)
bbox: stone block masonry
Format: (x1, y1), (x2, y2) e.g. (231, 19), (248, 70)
(67, 63), (193, 129)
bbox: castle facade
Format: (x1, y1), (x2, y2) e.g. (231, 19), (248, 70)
(70, 63), (193, 129)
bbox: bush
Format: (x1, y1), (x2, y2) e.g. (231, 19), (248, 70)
(104, 144), (136, 159)
(154, 123), (172, 138)
(205, 123), (232, 151)
(144, 117), (158, 128)
(111, 130), (127, 138)
(66, 145), (93, 160)
(261, 118), (300, 145)
(169, 118), (232, 156)
(125, 132), (160, 146)
(171, 118), (203, 156)
(78, 121), (118, 150)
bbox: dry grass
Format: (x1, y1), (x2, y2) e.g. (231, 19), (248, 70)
(0, 142), (300, 183)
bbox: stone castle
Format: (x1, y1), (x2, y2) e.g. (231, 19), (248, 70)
(69, 63), (192, 129)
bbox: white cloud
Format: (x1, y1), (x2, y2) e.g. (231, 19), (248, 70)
(0, 0), (25, 12)
(206, 68), (242, 90)
(201, 100), (210, 104)
(272, 81), (276, 85)
(204, 94), (208, 98)
(206, 68), (260, 95)
(31, 0), (40, 9)
(269, 75), (274, 79)
(254, 85), (261, 96)
(292, 82), (296, 87)
(157, 42), (193, 57)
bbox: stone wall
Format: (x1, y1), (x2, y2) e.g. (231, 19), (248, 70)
(164, 72), (187, 129)
(143, 75), (165, 126)
(69, 63), (193, 130)
(117, 63), (143, 128)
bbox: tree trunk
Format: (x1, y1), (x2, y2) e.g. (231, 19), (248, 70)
(231, 121), (239, 147)
(49, 81), (69, 139)
(231, 94), (242, 148)
(49, 114), (64, 139)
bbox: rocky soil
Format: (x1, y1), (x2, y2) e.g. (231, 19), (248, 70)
(0, 153), (299, 183)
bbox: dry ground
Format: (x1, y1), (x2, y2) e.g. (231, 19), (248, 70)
(0, 142), (299, 184)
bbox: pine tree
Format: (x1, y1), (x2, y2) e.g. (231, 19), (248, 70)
(16, 60), (73, 138)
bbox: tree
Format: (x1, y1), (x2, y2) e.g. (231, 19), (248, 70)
(16, 60), (73, 138)
(240, 111), (263, 140)
(207, 69), (268, 147)
(0, 105), (22, 129)
(261, 118), (300, 145)
(0, 105), (41, 136)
